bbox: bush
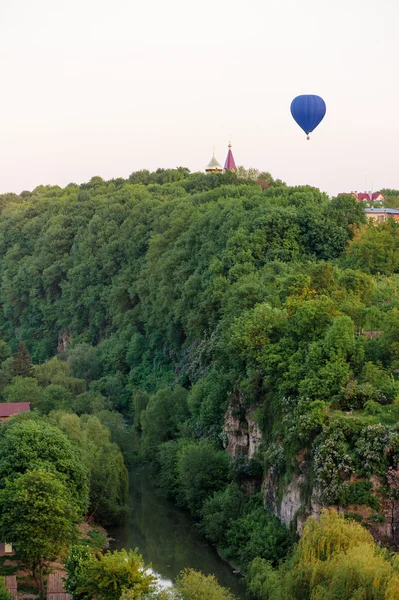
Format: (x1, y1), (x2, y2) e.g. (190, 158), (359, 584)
(355, 424), (393, 476)
(175, 568), (238, 600)
(313, 428), (354, 504)
(340, 380), (378, 411)
(226, 504), (291, 566)
(201, 483), (247, 544)
(177, 440), (230, 515)
(0, 579), (11, 600)
(65, 548), (154, 600)
(338, 481), (380, 509)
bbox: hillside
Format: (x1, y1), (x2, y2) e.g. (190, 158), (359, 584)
(0, 168), (398, 595)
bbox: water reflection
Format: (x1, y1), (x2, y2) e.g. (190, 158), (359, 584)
(110, 466), (246, 599)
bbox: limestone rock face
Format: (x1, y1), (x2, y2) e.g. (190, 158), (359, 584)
(224, 395), (262, 460)
(378, 499), (399, 549)
(279, 476), (304, 527)
(57, 329), (71, 353)
(224, 397), (399, 550)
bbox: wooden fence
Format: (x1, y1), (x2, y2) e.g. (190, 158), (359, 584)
(47, 572), (71, 600)
(4, 576), (17, 600)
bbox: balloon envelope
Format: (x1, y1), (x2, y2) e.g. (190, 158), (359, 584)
(290, 95), (326, 135)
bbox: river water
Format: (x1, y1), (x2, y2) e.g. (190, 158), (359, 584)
(110, 466), (246, 598)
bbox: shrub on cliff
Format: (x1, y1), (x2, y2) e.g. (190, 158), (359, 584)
(226, 503), (291, 567)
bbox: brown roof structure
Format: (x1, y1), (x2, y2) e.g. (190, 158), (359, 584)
(0, 402), (30, 418)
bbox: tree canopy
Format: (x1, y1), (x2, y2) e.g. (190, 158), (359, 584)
(0, 168), (398, 598)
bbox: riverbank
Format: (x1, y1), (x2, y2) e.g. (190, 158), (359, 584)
(109, 466), (246, 599)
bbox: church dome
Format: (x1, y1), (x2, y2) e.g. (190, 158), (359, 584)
(205, 152), (222, 173)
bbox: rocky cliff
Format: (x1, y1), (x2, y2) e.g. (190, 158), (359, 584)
(224, 400), (399, 550)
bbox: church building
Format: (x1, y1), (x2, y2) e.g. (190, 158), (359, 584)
(205, 142), (236, 173)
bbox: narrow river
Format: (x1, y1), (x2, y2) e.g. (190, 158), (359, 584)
(110, 466), (246, 598)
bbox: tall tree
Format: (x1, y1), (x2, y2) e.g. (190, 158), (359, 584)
(0, 418), (89, 514)
(9, 342), (33, 378)
(0, 468), (79, 598)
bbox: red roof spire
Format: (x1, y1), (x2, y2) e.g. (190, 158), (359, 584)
(224, 140), (236, 171)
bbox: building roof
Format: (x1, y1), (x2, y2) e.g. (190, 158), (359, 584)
(224, 143), (236, 171)
(0, 402), (30, 418)
(205, 153), (222, 172)
(338, 192), (385, 202)
(365, 207), (399, 214)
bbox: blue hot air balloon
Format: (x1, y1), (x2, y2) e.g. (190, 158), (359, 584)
(290, 95), (326, 140)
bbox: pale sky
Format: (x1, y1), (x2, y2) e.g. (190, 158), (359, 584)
(0, 0), (397, 196)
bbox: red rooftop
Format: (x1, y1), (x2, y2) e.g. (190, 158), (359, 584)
(0, 402), (30, 420)
(224, 142), (236, 171)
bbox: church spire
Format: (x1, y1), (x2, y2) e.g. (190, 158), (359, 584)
(224, 138), (236, 171)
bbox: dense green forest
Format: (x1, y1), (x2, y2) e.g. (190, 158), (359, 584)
(0, 167), (399, 598)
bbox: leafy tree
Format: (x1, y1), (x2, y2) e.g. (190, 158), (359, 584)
(0, 468), (79, 598)
(0, 418), (89, 513)
(2, 376), (43, 407)
(0, 341), (11, 365)
(177, 440), (230, 515)
(175, 568), (238, 600)
(71, 391), (110, 415)
(141, 387), (189, 459)
(33, 358), (86, 397)
(0, 167), (399, 573)
(38, 384), (74, 413)
(49, 411), (128, 524)
(67, 343), (101, 383)
(90, 374), (130, 413)
(201, 483), (247, 544)
(247, 510), (399, 600)
(64, 545), (91, 600)
(345, 222), (399, 275)
(65, 548), (155, 600)
(157, 439), (183, 500)
(80, 415), (128, 523)
(226, 505), (291, 566)
(95, 409), (138, 465)
(132, 387), (149, 430)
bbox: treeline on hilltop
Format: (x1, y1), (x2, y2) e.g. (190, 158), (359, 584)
(0, 168), (399, 598)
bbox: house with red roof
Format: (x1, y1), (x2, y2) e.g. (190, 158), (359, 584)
(0, 402), (30, 421)
(338, 191), (385, 202)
